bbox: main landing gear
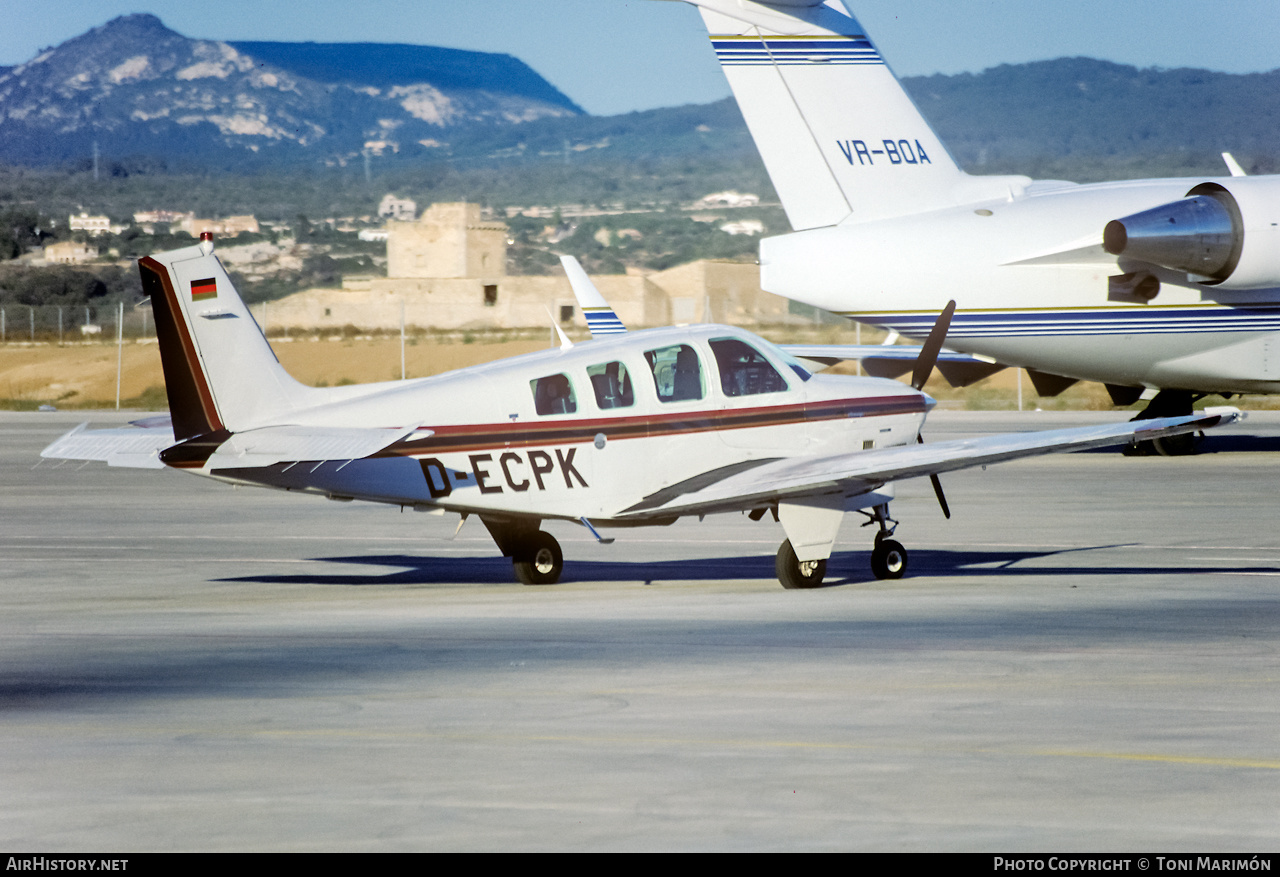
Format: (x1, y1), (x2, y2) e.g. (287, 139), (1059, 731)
(773, 503), (910, 589)
(1123, 389), (1206, 457)
(513, 530), (563, 586)
(482, 518), (565, 585)
(775, 539), (826, 589)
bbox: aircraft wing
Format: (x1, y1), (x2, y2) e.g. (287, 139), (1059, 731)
(615, 409), (1242, 519)
(781, 344), (1006, 387)
(41, 418), (176, 469)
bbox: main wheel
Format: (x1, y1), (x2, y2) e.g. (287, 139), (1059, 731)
(513, 531), (563, 585)
(870, 539), (908, 580)
(1153, 431), (1202, 457)
(775, 539), (826, 589)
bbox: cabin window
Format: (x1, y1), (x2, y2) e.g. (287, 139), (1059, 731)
(587, 361), (634, 410)
(709, 337), (788, 397)
(645, 343), (704, 403)
(483, 284), (498, 307)
(530, 373), (577, 415)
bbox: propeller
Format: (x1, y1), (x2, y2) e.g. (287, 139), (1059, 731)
(911, 300), (956, 519)
(911, 299), (956, 392)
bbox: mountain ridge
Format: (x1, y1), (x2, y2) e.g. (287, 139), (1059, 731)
(0, 15), (1276, 179)
(0, 14), (581, 166)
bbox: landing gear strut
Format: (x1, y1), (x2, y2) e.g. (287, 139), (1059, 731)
(1123, 390), (1205, 456)
(481, 517), (565, 586)
(866, 504), (908, 580)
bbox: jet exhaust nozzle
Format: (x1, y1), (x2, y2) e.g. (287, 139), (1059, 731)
(1103, 188), (1243, 283)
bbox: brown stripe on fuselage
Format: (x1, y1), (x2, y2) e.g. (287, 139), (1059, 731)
(375, 393), (925, 457)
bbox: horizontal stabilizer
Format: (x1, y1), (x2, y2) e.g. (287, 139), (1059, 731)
(204, 424), (420, 470)
(41, 421), (175, 469)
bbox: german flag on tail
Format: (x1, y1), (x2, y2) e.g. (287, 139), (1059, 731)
(191, 277), (217, 301)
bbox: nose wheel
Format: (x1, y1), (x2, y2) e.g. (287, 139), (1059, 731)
(513, 530), (563, 585)
(862, 503), (909, 580)
(870, 535), (908, 580)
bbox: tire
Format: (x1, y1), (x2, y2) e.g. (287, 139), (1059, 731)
(775, 539), (826, 589)
(1153, 431), (1201, 457)
(513, 531), (563, 585)
(870, 539), (908, 580)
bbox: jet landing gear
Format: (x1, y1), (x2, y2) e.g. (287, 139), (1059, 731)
(1123, 390), (1205, 457)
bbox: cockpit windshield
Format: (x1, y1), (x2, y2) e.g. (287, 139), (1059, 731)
(751, 336), (812, 382)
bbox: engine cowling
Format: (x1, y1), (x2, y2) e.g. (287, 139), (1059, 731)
(1103, 177), (1280, 289)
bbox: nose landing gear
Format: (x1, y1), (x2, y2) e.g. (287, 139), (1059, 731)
(865, 503), (909, 580)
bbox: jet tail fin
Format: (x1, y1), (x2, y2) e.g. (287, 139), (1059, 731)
(560, 255), (628, 336)
(688, 0), (978, 228)
(140, 236), (318, 441)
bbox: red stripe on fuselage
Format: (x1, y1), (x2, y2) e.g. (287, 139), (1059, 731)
(376, 393), (924, 457)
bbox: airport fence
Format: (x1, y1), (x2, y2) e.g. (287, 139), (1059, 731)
(0, 303), (153, 344)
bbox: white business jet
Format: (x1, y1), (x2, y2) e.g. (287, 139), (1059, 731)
(674, 0), (1280, 438)
(42, 236), (1236, 588)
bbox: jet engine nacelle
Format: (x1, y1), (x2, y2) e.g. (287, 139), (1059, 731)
(1103, 177), (1280, 289)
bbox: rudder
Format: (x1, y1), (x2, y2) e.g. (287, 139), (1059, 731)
(140, 237), (315, 440)
(690, 0), (966, 228)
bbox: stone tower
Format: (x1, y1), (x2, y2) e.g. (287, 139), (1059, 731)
(386, 202), (508, 279)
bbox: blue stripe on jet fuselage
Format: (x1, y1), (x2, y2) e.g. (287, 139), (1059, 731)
(711, 35), (882, 66)
(847, 306), (1280, 338)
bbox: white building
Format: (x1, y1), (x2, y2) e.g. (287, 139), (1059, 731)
(378, 194), (417, 221)
(693, 191), (760, 209)
(68, 213), (111, 235)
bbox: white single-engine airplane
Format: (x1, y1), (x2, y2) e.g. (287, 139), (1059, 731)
(43, 236), (1238, 588)
(672, 0), (1280, 441)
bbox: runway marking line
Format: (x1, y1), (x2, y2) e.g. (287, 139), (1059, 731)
(1034, 749), (1280, 770)
(136, 726), (1278, 771)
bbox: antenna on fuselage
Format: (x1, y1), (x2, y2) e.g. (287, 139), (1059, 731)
(544, 307), (574, 351)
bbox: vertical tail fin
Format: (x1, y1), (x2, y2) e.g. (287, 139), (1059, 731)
(559, 255), (628, 336)
(140, 237), (315, 440)
(688, 0), (967, 228)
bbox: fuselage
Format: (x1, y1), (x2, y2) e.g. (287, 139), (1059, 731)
(195, 325), (931, 522)
(761, 175), (1280, 395)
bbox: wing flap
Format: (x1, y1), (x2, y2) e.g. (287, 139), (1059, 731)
(614, 409), (1241, 519)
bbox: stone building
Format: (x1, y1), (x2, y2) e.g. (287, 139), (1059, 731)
(256, 202), (793, 333)
(43, 241), (98, 264)
(178, 215), (260, 237)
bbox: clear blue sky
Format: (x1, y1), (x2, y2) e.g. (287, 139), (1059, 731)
(7, 0), (1280, 116)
